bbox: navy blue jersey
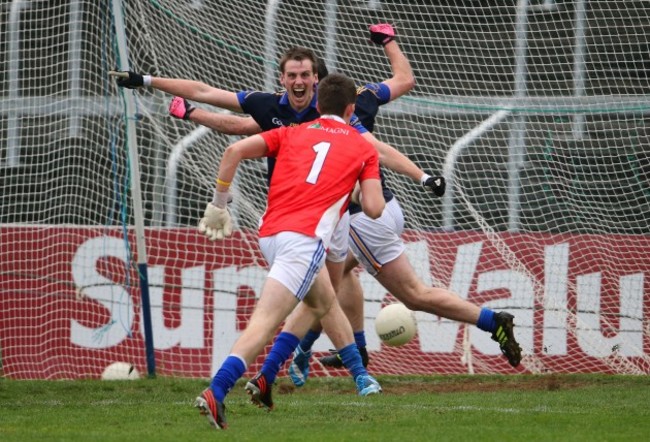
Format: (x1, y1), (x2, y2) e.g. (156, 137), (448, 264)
(236, 83), (395, 209)
(348, 83), (394, 213)
(354, 83), (390, 132)
(237, 90), (321, 131)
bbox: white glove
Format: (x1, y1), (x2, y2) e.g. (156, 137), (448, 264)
(198, 203), (233, 240)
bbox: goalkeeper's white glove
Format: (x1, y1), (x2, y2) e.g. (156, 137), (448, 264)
(198, 203), (233, 240)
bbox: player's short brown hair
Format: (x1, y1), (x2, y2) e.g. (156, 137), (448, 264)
(279, 46), (319, 74)
(315, 56), (329, 80)
(317, 73), (357, 116)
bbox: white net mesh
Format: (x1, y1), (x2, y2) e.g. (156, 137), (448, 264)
(1, 0), (649, 379)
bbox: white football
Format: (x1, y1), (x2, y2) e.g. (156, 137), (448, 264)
(101, 362), (140, 380)
(375, 303), (417, 347)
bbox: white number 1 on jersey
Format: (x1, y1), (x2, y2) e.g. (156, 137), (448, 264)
(306, 141), (331, 184)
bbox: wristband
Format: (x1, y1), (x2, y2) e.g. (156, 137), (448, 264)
(143, 75), (152, 86)
(216, 178), (231, 187)
(420, 173), (431, 186)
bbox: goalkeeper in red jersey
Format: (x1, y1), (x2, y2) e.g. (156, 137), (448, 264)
(192, 73), (385, 430)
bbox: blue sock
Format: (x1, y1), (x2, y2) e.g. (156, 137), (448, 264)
(210, 355), (246, 403)
(476, 308), (496, 333)
(338, 343), (366, 380)
(354, 331), (367, 349)
(261, 332), (300, 385)
(299, 329), (321, 353)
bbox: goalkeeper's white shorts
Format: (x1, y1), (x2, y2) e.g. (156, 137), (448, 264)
(349, 197), (405, 276)
(327, 211), (350, 263)
(259, 232), (326, 301)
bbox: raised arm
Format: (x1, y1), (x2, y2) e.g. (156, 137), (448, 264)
(169, 97), (262, 136)
(361, 131), (446, 197)
(216, 134), (269, 186)
(369, 24), (415, 101)
(110, 70), (242, 112)
(198, 134), (268, 241)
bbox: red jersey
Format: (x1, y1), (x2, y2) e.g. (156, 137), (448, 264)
(258, 115), (380, 244)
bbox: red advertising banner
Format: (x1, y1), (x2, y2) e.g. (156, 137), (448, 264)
(1, 226), (649, 379)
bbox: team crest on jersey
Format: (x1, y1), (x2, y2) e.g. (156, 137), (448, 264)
(357, 83), (381, 98)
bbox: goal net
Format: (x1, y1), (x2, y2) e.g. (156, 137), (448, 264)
(1, 0), (648, 379)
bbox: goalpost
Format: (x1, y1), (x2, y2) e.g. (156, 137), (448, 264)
(110, 0), (156, 378)
(1, 0), (649, 379)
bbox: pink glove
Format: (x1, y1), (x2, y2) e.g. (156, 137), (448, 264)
(169, 96), (196, 120)
(369, 23), (395, 46)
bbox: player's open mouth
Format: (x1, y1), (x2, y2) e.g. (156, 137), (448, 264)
(293, 88), (306, 98)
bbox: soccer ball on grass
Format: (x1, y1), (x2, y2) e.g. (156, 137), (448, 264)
(374, 303), (417, 347)
(101, 362), (140, 380)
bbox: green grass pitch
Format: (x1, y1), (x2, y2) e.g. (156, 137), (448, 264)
(1, 374), (649, 441)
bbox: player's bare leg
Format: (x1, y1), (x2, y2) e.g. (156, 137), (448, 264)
(337, 256), (365, 332)
(282, 276), (380, 389)
(319, 255), (369, 369)
(231, 278), (304, 365)
(312, 297), (381, 395)
(288, 256), (354, 384)
(252, 268), (381, 397)
(203, 277), (304, 422)
(374, 253), (522, 367)
(283, 292), (356, 355)
(245, 270), (334, 410)
(281, 269), (338, 342)
(374, 253), (480, 323)
(326, 259), (345, 293)
(289, 258), (344, 338)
